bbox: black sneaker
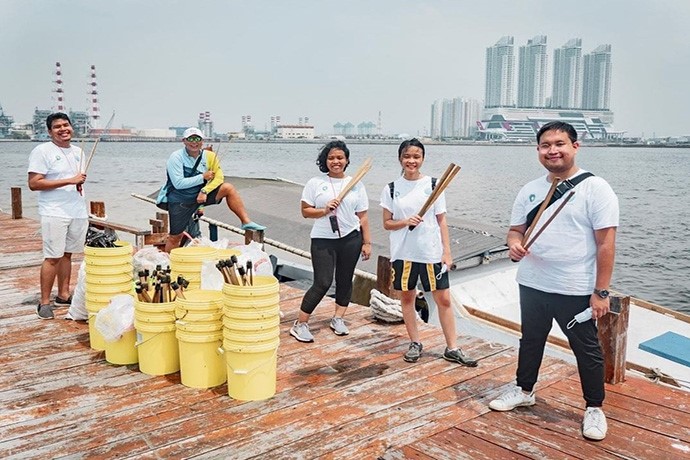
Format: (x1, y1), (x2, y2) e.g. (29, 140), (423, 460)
(37, 303), (54, 320)
(443, 347), (478, 367)
(54, 295), (72, 307)
(403, 342), (423, 362)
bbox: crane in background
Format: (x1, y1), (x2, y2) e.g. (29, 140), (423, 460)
(100, 110), (115, 140)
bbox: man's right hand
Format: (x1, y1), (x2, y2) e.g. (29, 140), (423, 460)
(203, 170), (215, 180)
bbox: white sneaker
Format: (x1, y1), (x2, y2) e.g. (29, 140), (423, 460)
(489, 385), (536, 411)
(582, 407), (607, 440)
(329, 317), (349, 336)
(290, 321), (314, 343)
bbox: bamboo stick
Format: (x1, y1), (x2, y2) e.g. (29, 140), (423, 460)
(84, 138), (100, 173)
(409, 163), (461, 230)
(524, 191), (575, 249)
(521, 177), (560, 246)
(336, 157), (373, 202)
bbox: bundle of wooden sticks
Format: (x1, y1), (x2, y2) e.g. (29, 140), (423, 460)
(135, 266), (189, 302)
(216, 255), (254, 286)
(409, 162), (462, 230)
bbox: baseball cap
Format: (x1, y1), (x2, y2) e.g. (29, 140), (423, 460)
(183, 127), (204, 139)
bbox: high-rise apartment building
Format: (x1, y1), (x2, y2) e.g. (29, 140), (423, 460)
(552, 38), (583, 109)
(517, 35), (548, 108)
(430, 97), (482, 139)
(485, 36), (515, 108)
(582, 44), (612, 110)
(430, 100), (443, 138)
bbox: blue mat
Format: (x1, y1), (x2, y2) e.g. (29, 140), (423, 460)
(639, 331), (690, 368)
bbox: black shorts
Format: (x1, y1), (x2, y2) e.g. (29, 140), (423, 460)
(168, 188), (219, 235)
(391, 259), (449, 292)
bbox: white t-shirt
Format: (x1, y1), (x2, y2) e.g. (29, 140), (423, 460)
(379, 175), (446, 263)
(511, 169), (619, 295)
(301, 175), (369, 239)
(27, 142), (88, 219)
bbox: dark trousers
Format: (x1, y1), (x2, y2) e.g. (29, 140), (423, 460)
(517, 285), (605, 407)
(300, 230), (362, 315)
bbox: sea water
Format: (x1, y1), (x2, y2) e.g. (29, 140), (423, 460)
(1, 140), (688, 313)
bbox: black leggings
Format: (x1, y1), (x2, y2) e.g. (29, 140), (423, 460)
(300, 230), (362, 315)
(517, 285), (605, 407)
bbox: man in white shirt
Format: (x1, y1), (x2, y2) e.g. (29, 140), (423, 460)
(488, 121), (619, 441)
(28, 113), (88, 320)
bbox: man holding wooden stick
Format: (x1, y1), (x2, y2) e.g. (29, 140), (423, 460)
(28, 113), (88, 320)
(489, 121), (619, 441)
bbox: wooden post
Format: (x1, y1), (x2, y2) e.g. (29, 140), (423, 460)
(11, 187), (22, 219)
(376, 255), (400, 299)
(598, 295), (630, 384)
(209, 223), (218, 242)
(244, 229), (264, 246)
(155, 211), (169, 234)
(90, 201), (106, 218)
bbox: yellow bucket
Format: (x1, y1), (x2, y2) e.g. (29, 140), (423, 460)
(135, 299), (175, 313)
(175, 307), (223, 322)
(105, 329), (138, 365)
(222, 275), (279, 297)
(85, 264), (133, 276)
(85, 281), (133, 295)
(222, 304), (280, 320)
(135, 320), (179, 375)
(217, 248), (242, 260)
(85, 254), (132, 266)
(222, 315), (280, 331)
(222, 327), (280, 343)
(170, 246), (218, 261)
(84, 241), (132, 257)
(87, 313), (106, 351)
(85, 299), (109, 313)
(85, 272), (133, 285)
(176, 329), (225, 389)
(176, 320), (222, 333)
(86, 292), (131, 305)
(222, 293), (280, 309)
(222, 337), (279, 401)
(135, 300), (175, 323)
(135, 309), (176, 324)
(175, 290), (223, 320)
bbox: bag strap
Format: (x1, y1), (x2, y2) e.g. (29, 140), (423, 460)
(191, 152), (204, 174)
(389, 176), (437, 199)
(525, 172), (594, 228)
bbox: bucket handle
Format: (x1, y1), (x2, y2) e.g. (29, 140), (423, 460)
(220, 347), (278, 375)
(135, 330), (165, 348)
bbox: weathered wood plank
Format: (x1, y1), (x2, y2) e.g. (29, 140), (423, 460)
(2, 211), (690, 460)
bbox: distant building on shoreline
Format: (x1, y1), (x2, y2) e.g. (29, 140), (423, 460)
(478, 36), (618, 140)
(0, 103), (14, 138)
(430, 98), (482, 140)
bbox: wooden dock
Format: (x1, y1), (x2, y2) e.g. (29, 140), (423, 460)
(2, 212), (690, 459)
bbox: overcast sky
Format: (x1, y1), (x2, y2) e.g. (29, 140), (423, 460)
(2, 0), (688, 137)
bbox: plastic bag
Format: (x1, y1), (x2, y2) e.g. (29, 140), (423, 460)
(67, 260), (88, 321)
(133, 247), (170, 275)
(85, 225), (119, 248)
(95, 294), (135, 342)
(200, 260), (224, 291)
(234, 241), (273, 276)
(186, 236), (232, 249)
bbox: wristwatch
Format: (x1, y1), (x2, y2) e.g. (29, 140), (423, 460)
(593, 288), (610, 299)
(200, 189), (208, 195)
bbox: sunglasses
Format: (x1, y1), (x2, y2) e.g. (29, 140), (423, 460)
(185, 136), (202, 142)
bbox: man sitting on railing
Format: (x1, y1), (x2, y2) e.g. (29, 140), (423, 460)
(158, 128), (265, 252)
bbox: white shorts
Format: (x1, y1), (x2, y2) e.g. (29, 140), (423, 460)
(41, 216), (89, 258)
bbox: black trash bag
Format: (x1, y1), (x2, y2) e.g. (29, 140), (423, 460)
(415, 291), (430, 323)
(85, 225), (119, 248)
